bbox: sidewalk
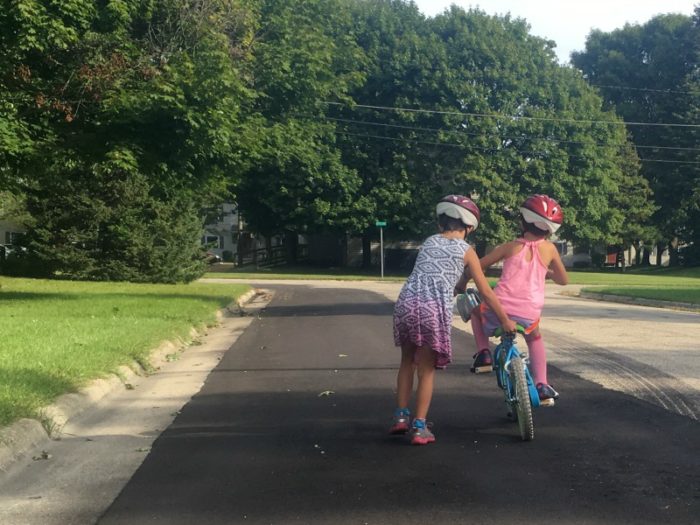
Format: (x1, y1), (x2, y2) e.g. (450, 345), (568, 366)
(0, 290), (272, 525)
(0, 289), (260, 471)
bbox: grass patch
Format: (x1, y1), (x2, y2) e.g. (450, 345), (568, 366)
(0, 277), (249, 427)
(573, 267), (700, 304)
(569, 271), (700, 287)
(582, 287), (700, 304)
(205, 263), (700, 287)
(204, 263), (700, 306)
(205, 264), (406, 282)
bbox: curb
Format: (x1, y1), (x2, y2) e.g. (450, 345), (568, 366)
(577, 291), (700, 313)
(0, 287), (260, 472)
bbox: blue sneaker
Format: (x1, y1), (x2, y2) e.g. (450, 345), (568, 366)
(410, 418), (435, 445)
(389, 408), (411, 434)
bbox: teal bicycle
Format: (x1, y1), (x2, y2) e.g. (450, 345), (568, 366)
(457, 290), (540, 441)
(492, 325), (540, 441)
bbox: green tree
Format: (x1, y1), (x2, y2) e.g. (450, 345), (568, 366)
(572, 13), (698, 265)
(234, 0), (367, 244)
(5, 0), (259, 281)
(333, 3), (652, 260)
(333, 0), (454, 265)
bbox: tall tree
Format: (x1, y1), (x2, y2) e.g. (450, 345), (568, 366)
(234, 0), (367, 244)
(572, 13), (698, 264)
(333, 3), (651, 259)
(4, 0), (259, 281)
(333, 0), (455, 265)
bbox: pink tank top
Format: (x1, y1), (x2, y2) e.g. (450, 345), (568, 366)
(494, 239), (548, 321)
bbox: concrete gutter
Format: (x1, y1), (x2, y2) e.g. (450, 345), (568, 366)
(0, 288), (260, 472)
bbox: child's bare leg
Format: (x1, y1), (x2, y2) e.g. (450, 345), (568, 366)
(525, 329), (559, 404)
(470, 309), (490, 351)
(524, 328), (547, 384)
(396, 342), (416, 409)
(470, 309), (493, 373)
(414, 345), (437, 420)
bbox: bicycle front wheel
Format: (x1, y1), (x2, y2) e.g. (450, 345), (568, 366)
(509, 356), (535, 441)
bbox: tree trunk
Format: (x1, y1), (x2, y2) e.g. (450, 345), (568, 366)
(362, 231), (372, 269)
(616, 249), (625, 271)
(265, 236), (272, 263)
(634, 241), (642, 266)
(284, 230), (298, 265)
(641, 245), (651, 266)
(668, 238), (680, 267)
(655, 242), (665, 266)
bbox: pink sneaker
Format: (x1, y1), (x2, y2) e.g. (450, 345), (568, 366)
(410, 419), (435, 445)
(389, 408), (411, 434)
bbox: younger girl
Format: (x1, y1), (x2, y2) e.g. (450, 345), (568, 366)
(391, 195), (516, 445)
(465, 194), (569, 405)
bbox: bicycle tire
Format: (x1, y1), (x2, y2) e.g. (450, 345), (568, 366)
(509, 356), (535, 441)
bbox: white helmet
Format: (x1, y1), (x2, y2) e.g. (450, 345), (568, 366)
(436, 195), (480, 230)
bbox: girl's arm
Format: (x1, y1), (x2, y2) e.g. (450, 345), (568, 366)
(458, 242), (508, 294)
(546, 245), (569, 285)
(464, 249), (516, 333)
(478, 243), (510, 270)
(454, 272), (468, 295)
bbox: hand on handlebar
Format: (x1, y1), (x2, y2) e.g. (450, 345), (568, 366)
(502, 318), (518, 334)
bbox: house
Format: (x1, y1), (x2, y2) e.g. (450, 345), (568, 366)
(201, 203), (297, 266)
(0, 220), (25, 255)
(201, 203), (240, 262)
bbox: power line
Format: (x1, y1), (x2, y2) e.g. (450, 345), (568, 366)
(590, 84), (700, 96)
(322, 101), (700, 129)
(333, 130), (700, 165)
(317, 115), (700, 153)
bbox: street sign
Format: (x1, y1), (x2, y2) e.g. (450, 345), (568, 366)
(375, 220), (387, 227)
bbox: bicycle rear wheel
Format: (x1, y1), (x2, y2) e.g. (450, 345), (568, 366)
(509, 356), (535, 441)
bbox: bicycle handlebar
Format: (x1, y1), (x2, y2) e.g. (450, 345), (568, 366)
(493, 324), (527, 337)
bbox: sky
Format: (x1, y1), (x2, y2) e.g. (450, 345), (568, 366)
(412, 0), (698, 63)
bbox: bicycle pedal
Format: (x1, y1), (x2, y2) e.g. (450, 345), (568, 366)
(539, 398), (555, 407)
(471, 365), (493, 374)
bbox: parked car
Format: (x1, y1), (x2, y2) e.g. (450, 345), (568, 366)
(206, 251), (222, 264)
(0, 244), (27, 260)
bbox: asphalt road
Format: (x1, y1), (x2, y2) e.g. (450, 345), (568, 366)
(95, 284), (700, 525)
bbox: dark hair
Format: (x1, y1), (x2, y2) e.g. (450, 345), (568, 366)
(438, 214), (467, 232)
(521, 218), (550, 238)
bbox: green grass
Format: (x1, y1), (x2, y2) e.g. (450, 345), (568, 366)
(205, 263), (700, 305)
(567, 269), (700, 286)
(205, 264), (406, 282)
(583, 287), (700, 304)
(571, 267), (700, 304)
(0, 277), (250, 427)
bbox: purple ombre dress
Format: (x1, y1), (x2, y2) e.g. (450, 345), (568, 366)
(393, 234), (470, 368)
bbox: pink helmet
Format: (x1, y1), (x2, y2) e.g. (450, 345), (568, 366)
(436, 195), (480, 230)
(520, 194), (563, 234)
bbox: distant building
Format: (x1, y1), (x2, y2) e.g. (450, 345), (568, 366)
(201, 203), (240, 262)
(0, 220), (25, 246)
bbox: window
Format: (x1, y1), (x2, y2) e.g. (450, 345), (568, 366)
(5, 232), (23, 245)
(202, 235), (222, 249)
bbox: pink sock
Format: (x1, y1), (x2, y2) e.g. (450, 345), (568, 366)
(526, 335), (547, 385)
(470, 312), (490, 352)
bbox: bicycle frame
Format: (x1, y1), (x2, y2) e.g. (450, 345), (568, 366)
(493, 333), (540, 409)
